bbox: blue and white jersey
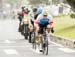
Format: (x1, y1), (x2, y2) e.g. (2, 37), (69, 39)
(37, 14), (52, 25)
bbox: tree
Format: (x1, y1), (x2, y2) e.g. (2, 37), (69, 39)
(6, 0), (19, 8)
(52, 0), (60, 5)
(67, 0), (75, 11)
(28, 0), (49, 5)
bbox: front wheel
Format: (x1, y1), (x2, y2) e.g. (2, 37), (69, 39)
(24, 33), (28, 40)
(24, 24), (29, 40)
(42, 41), (48, 55)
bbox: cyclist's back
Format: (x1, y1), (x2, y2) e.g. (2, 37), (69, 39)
(37, 14), (52, 25)
(34, 11), (53, 34)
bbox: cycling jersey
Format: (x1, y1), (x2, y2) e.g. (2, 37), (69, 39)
(39, 18), (49, 25)
(37, 7), (43, 15)
(37, 14), (52, 24)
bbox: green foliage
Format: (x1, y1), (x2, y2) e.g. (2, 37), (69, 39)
(6, 0), (18, 4)
(54, 15), (75, 39)
(28, 0), (49, 5)
(67, 0), (75, 11)
(28, 0), (63, 5)
(52, 0), (60, 5)
(70, 13), (75, 18)
(67, 0), (75, 8)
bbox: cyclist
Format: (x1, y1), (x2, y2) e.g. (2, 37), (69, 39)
(33, 8), (38, 20)
(17, 6), (26, 32)
(21, 7), (31, 30)
(34, 11), (53, 52)
(29, 7), (38, 25)
(28, 7), (43, 43)
(28, 7), (44, 43)
(28, 7), (38, 43)
(29, 7), (43, 27)
(21, 8), (32, 39)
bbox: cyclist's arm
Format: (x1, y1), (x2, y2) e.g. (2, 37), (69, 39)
(29, 11), (34, 21)
(34, 14), (42, 31)
(35, 14), (43, 24)
(47, 15), (54, 28)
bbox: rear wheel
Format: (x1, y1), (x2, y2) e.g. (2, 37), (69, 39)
(24, 33), (28, 40)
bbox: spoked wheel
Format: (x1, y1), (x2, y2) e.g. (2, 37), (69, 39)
(24, 33), (28, 40)
(42, 41), (48, 55)
(32, 32), (36, 49)
(32, 42), (36, 49)
(42, 32), (48, 55)
(24, 24), (29, 40)
(29, 32), (32, 43)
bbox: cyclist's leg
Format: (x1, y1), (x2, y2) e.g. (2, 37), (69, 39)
(38, 23), (49, 52)
(38, 24), (44, 52)
(46, 24), (52, 44)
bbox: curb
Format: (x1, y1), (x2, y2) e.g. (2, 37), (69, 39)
(50, 34), (75, 48)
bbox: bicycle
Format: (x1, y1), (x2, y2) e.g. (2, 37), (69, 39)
(22, 19), (29, 40)
(29, 23), (36, 49)
(42, 27), (48, 55)
(32, 25), (49, 55)
(37, 23), (49, 55)
(31, 30), (36, 49)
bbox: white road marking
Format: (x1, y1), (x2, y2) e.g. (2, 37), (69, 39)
(48, 44), (57, 47)
(5, 40), (11, 43)
(49, 40), (75, 53)
(30, 44), (56, 54)
(4, 49), (18, 55)
(0, 46), (30, 48)
(58, 48), (75, 53)
(49, 41), (64, 47)
(30, 48), (42, 54)
(4, 40), (18, 43)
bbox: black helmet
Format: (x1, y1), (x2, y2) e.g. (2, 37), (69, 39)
(26, 8), (30, 12)
(33, 8), (37, 12)
(21, 6), (25, 10)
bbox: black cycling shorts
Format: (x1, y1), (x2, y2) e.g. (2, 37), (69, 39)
(38, 23), (49, 34)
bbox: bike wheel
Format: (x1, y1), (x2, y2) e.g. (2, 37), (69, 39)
(42, 43), (45, 54)
(32, 32), (36, 49)
(29, 32), (32, 43)
(42, 41), (48, 55)
(42, 32), (48, 55)
(46, 41), (48, 55)
(24, 33), (28, 40)
(24, 24), (28, 40)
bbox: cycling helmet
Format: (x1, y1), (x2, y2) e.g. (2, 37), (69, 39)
(33, 8), (37, 12)
(43, 11), (48, 16)
(21, 6), (25, 10)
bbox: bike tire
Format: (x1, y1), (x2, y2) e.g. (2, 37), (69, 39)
(32, 32), (36, 49)
(42, 31), (48, 55)
(24, 24), (28, 40)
